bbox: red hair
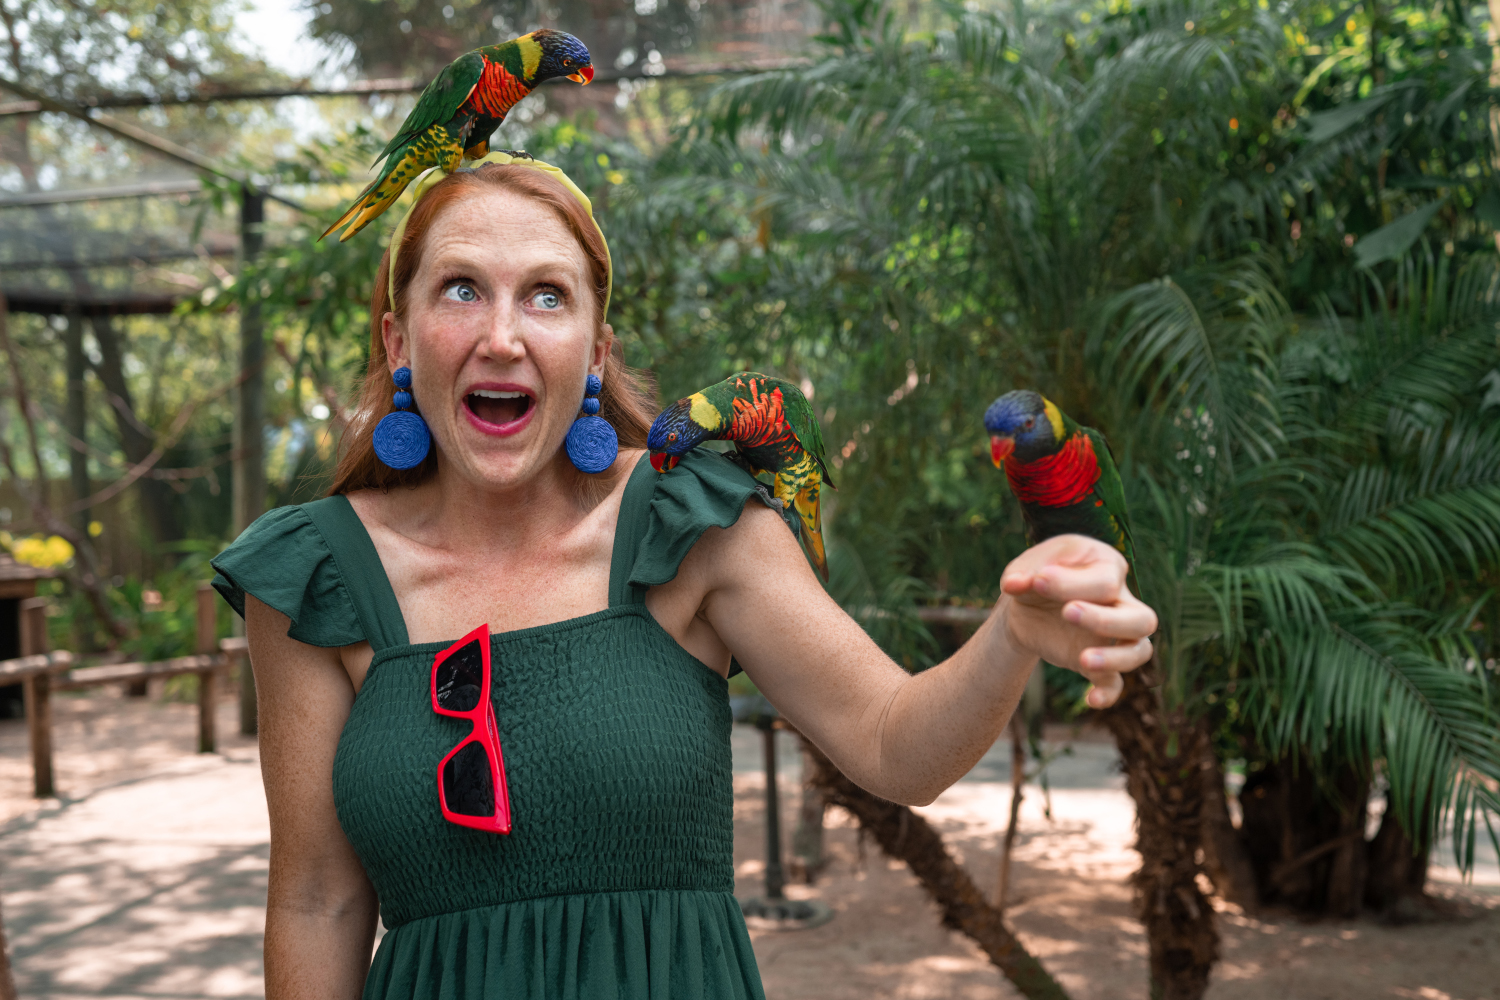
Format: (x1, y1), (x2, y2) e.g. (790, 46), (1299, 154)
(329, 165), (656, 496)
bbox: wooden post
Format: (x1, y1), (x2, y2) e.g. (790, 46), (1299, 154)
(196, 583), (217, 754)
(0, 892), (17, 1000)
(19, 598), (53, 798)
(996, 716), (1026, 911)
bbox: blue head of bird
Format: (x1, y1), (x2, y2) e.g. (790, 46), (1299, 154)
(647, 395), (716, 472)
(983, 390), (1062, 466)
(531, 30), (594, 84)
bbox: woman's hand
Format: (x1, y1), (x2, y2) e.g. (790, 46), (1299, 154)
(997, 534), (1156, 709)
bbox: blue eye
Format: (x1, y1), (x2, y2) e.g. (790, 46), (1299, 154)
(444, 282), (477, 303)
(532, 290), (562, 310)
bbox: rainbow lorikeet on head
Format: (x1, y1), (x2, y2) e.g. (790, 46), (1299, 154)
(648, 372), (835, 580)
(321, 29), (593, 242)
(983, 390), (1135, 568)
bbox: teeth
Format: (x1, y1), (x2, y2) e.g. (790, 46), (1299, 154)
(471, 390), (527, 399)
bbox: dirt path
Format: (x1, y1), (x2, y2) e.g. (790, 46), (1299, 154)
(2, 690), (1496, 1000)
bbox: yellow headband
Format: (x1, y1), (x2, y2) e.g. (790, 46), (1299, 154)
(387, 151), (612, 322)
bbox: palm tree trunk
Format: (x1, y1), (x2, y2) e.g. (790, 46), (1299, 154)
(1097, 671), (1220, 1000)
(1363, 798), (1430, 919)
(1198, 755), (1259, 912)
(795, 733), (1072, 1000)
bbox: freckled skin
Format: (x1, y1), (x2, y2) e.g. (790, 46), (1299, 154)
(382, 186), (609, 495)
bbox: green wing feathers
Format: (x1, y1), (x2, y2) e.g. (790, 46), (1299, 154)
(321, 53), (484, 243)
(375, 53), (485, 166)
(781, 389), (834, 488)
(1083, 427), (1136, 568)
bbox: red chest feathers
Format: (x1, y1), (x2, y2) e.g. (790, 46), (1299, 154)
(727, 381), (793, 451)
(466, 59), (532, 118)
(1006, 433), (1100, 507)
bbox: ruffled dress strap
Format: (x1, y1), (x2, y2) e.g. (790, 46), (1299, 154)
(609, 448), (789, 609)
(211, 495), (410, 652)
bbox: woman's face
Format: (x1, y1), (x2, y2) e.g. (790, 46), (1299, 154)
(383, 186), (611, 491)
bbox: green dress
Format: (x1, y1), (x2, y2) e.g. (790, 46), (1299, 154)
(211, 451), (776, 1000)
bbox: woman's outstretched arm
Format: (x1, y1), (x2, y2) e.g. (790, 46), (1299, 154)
(247, 596), (379, 1000)
(682, 505), (1155, 807)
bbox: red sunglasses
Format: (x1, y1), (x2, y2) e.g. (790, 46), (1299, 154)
(430, 624), (512, 834)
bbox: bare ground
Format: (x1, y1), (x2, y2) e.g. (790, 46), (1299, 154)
(1, 688), (1496, 1000)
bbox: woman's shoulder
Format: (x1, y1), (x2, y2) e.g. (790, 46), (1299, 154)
(619, 448), (794, 594)
(210, 496), (367, 648)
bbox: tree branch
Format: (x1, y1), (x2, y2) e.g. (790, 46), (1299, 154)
(794, 730), (1072, 1000)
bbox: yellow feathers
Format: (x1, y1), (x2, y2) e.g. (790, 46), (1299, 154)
(518, 33), (543, 79)
(1043, 397), (1066, 441)
(688, 393), (723, 430)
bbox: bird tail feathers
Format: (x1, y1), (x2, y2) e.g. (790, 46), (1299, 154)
(320, 145), (438, 243)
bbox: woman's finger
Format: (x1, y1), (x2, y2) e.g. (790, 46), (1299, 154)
(1084, 670), (1125, 708)
(1064, 599), (1159, 641)
(1031, 561), (1128, 604)
(1079, 637), (1153, 674)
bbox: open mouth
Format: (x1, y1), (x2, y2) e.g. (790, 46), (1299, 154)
(465, 388), (535, 432)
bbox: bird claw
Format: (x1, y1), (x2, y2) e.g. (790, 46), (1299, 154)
(496, 148), (534, 161)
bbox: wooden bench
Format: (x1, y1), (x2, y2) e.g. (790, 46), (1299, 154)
(0, 584), (251, 798)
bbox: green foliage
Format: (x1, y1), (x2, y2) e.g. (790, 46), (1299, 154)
(606, 0), (1500, 868)
(43, 542), (226, 663)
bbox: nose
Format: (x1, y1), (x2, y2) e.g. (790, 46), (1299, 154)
(476, 302), (526, 365)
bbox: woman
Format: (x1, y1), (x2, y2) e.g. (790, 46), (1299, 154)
(212, 153), (1156, 1000)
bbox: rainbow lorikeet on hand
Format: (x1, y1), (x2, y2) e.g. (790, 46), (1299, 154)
(983, 390), (1136, 568)
(321, 30), (593, 242)
(648, 372), (835, 580)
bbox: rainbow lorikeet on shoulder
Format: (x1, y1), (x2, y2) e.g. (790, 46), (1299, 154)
(321, 30), (593, 242)
(983, 390), (1135, 569)
(648, 372), (835, 580)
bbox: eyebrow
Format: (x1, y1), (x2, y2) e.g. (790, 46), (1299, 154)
(425, 242), (586, 282)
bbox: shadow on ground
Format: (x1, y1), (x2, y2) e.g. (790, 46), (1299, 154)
(3, 693), (1497, 1000)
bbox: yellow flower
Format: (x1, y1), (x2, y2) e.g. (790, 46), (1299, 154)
(88, 520), (104, 537)
(12, 535), (74, 569)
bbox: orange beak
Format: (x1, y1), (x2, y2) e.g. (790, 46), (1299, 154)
(990, 435), (1014, 467)
(650, 452), (679, 472)
(568, 66), (594, 84)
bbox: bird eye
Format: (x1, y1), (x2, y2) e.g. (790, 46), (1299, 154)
(443, 282), (478, 303)
(1023, 417), (1034, 429)
(667, 431), (678, 442)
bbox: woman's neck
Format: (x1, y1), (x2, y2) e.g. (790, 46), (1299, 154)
(359, 449), (637, 560)
(345, 450), (643, 644)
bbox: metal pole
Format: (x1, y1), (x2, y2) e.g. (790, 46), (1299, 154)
(64, 308), (89, 537)
(762, 723), (785, 900)
(233, 186), (265, 737)
(196, 583), (218, 753)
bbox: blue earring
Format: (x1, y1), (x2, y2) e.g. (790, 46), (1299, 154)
(565, 374), (618, 474)
(372, 366), (432, 470)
